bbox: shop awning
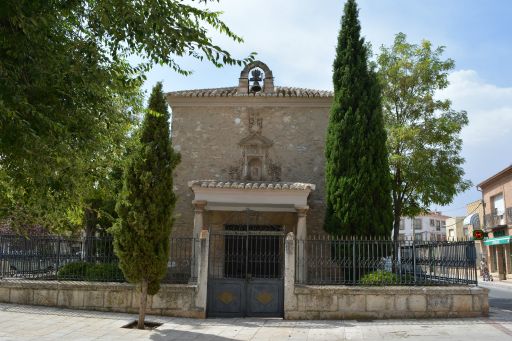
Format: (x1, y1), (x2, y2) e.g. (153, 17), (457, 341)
(484, 236), (512, 246)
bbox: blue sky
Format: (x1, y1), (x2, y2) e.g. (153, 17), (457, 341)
(141, 0), (512, 218)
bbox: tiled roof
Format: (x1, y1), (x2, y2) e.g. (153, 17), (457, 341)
(168, 86), (333, 98)
(188, 180), (315, 191)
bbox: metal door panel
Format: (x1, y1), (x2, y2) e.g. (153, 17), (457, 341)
(246, 279), (283, 317)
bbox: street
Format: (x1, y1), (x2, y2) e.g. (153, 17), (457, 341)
(480, 281), (512, 311)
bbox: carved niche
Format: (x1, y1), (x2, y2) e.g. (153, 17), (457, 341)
(239, 133), (273, 181)
(227, 112), (282, 182)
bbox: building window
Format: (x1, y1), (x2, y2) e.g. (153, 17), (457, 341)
(430, 219), (435, 226)
(463, 227), (469, 238)
(398, 234), (405, 241)
(449, 229), (455, 239)
(413, 219), (422, 230)
(415, 233), (422, 241)
(399, 219), (405, 230)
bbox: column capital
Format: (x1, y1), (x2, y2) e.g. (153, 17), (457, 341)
(192, 200), (207, 212)
(295, 205), (309, 217)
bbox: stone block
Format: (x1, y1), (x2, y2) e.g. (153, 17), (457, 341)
(104, 290), (130, 308)
(83, 290), (104, 308)
(33, 289), (58, 306)
(408, 295), (427, 312)
(452, 295), (472, 312)
(427, 294), (452, 312)
(297, 294), (337, 312)
(57, 289), (84, 308)
(338, 294), (365, 312)
(10, 288), (33, 305)
(0, 287), (10, 302)
(394, 295), (408, 311)
(152, 290), (189, 310)
(366, 295), (393, 312)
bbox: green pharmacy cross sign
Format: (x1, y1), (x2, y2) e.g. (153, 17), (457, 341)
(472, 230), (485, 240)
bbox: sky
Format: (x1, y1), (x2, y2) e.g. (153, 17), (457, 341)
(140, 0), (512, 218)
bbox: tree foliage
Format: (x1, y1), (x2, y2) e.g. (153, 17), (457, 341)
(110, 82), (180, 329)
(0, 0), (252, 231)
(324, 0), (393, 236)
(377, 33), (471, 240)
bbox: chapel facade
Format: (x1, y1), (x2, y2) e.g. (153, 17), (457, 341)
(166, 61), (333, 240)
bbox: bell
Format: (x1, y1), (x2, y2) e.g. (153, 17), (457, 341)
(250, 80), (262, 92)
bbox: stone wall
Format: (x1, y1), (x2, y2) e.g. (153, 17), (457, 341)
(0, 280), (204, 318)
(285, 285), (489, 320)
(283, 232), (489, 319)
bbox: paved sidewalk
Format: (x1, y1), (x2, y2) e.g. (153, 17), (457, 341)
(0, 303), (511, 341)
(480, 280), (512, 291)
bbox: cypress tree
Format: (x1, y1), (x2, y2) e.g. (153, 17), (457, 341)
(324, 0), (392, 236)
(110, 82), (180, 329)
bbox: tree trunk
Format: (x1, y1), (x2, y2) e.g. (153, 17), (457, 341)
(84, 207), (97, 262)
(138, 279), (148, 329)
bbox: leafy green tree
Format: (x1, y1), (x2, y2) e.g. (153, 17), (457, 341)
(377, 33), (471, 242)
(0, 0), (253, 231)
(110, 82), (180, 329)
(325, 0), (393, 236)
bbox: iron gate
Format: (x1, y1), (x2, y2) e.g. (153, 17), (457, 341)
(207, 225), (285, 317)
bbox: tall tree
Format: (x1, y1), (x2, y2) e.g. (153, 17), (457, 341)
(0, 0), (253, 231)
(110, 82), (180, 329)
(377, 33), (471, 242)
(324, 0), (393, 236)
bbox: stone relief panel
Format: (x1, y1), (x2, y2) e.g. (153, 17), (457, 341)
(226, 112), (282, 182)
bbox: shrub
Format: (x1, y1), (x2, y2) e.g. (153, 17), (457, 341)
(57, 261), (88, 280)
(360, 270), (402, 285)
(85, 263), (125, 282)
(57, 262), (125, 282)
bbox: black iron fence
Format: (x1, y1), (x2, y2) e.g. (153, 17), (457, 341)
(295, 236), (478, 286)
(0, 234), (198, 283)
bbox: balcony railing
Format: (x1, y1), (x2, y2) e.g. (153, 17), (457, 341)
(485, 208), (512, 228)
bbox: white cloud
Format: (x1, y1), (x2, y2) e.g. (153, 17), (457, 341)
(437, 70), (512, 216)
(441, 70), (512, 146)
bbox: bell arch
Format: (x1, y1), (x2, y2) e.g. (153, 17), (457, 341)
(238, 60), (275, 95)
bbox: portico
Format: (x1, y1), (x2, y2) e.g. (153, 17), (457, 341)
(189, 180), (315, 238)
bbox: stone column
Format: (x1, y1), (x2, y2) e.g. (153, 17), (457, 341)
(295, 206), (308, 284)
(192, 200), (207, 280)
(195, 229), (209, 317)
(192, 200), (207, 238)
(487, 246), (494, 273)
(284, 232), (296, 319)
(295, 206), (308, 240)
(505, 244), (512, 275)
(497, 245), (506, 280)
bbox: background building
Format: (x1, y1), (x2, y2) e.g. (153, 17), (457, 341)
(396, 211), (449, 241)
(479, 164), (512, 280)
(464, 199), (485, 264)
(445, 216), (466, 241)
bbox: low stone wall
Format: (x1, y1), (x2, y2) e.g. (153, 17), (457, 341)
(0, 280), (204, 318)
(285, 285), (489, 320)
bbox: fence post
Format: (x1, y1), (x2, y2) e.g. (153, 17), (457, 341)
(284, 232), (296, 319)
(352, 238), (356, 284)
(412, 238), (416, 285)
(56, 236), (61, 274)
(195, 229), (209, 317)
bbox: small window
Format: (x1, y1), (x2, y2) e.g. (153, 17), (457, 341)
(415, 233), (422, 241)
(413, 219), (422, 230)
(399, 219), (405, 230)
(430, 219), (435, 226)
